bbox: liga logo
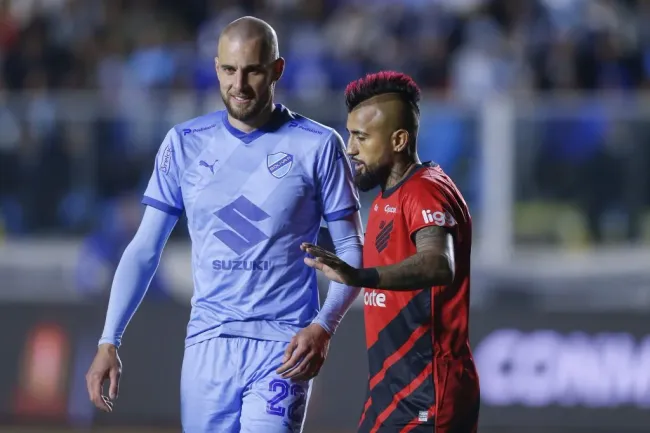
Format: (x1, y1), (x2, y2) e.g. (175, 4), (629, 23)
(422, 209), (457, 227)
(267, 152), (294, 179)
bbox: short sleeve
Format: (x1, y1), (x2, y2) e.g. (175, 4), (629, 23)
(316, 131), (360, 222)
(142, 128), (184, 216)
(403, 179), (458, 239)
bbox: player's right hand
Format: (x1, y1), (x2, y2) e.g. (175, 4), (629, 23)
(86, 343), (122, 412)
(277, 323), (331, 381)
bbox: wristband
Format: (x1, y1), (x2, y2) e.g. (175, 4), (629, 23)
(357, 268), (380, 288)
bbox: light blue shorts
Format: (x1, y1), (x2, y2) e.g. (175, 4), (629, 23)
(181, 336), (312, 433)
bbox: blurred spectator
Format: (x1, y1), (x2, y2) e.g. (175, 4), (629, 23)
(0, 0), (648, 245)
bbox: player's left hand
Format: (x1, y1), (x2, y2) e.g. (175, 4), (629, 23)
(301, 243), (359, 286)
(277, 323), (331, 381)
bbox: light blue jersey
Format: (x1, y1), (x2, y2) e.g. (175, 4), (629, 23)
(142, 104), (359, 347)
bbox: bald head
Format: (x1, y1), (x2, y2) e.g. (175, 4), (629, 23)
(215, 16), (284, 130)
(219, 16), (279, 63)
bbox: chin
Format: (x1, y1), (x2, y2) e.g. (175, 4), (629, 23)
(354, 173), (379, 192)
(226, 104), (258, 122)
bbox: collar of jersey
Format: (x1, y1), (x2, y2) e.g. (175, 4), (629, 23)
(222, 104), (290, 144)
(381, 161), (438, 199)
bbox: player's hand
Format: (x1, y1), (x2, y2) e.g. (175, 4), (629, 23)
(277, 323), (331, 381)
(301, 243), (359, 286)
(86, 343), (122, 412)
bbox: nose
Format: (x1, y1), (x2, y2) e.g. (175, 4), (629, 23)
(232, 70), (247, 92)
(346, 138), (358, 156)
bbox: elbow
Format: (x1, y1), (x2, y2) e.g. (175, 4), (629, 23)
(437, 267), (454, 286)
(123, 239), (160, 269)
(427, 254), (454, 286)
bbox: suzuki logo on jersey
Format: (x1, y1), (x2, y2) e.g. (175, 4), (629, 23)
(212, 259), (269, 271)
(364, 290), (386, 308)
(213, 196), (270, 260)
(384, 205), (397, 214)
(422, 209), (457, 227)
(267, 153), (293, 179)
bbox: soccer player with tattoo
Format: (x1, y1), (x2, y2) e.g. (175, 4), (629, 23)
(85, 16), (362, 433)
(302, 71), (480, 433)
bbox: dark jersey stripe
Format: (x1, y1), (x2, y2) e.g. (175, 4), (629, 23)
(367, 289), (432, 378)
(378, 372), (435, 431)
(368, 361), (433, 432)
(368, 324), (429, 390)
(366, 332), (434, 427)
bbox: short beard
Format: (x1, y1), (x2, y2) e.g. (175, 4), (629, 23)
(354, 171), (379, 192)
(354, 164), (390, 192)
(221, 90), (270, 123)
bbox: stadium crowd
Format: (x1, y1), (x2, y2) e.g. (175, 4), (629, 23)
(0, 0), (649, 241)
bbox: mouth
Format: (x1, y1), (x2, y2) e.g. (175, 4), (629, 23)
(351, 160), (365, 173)
(231, 95), (253, 104)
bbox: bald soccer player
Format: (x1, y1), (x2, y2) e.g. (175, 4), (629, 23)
(302, 72), (480, 433)
(85, 17), (363, 433)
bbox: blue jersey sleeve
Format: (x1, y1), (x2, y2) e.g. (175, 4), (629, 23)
(316, 131), (359, 222)
(99, 206), (178, 347)
(142, 128), (184, 216)
(312, 211), (363, 334)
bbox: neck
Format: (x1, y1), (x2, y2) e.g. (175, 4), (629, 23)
(383, 156), (421, 191)
(228, 100), (275, 133)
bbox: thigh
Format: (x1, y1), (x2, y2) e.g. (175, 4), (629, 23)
(181, 337), (242, 433)
(240, 339), (312, 433)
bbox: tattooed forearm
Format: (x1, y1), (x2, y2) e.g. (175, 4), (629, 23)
(371, 226), (455, 291)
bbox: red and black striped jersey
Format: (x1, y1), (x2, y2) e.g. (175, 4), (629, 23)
(358, 162), (478, 433)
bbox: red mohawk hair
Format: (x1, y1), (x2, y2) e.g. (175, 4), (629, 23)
(344, 71), (421, 113)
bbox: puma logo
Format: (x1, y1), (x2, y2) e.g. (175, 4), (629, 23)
(199, 159), (218, 174)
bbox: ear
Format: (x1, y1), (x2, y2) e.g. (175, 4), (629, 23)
(214, 57), (219, 74)
(391, 129), (409, 153)
(272, 57), (285, 82)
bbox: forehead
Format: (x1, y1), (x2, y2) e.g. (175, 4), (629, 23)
(347, 104), (385, 131)
(218, 36), (266, 65)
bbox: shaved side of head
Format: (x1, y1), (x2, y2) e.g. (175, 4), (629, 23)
(353, 94), (417, 141)
(220, 16), (279, 63)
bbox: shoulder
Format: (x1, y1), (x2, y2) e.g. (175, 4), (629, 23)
(162, 111), (225, 158)
(280, 108), (344, 163)
(153, 112), (224, 174)
(169, 111), (224, 143)
(283, 109), (342, 148)
(402, 163), (455, 198)
(284, 110), (335, 138)
(400, 163), (469, 223)
(397, 164), (458, 212)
